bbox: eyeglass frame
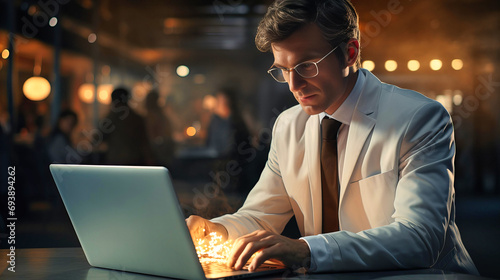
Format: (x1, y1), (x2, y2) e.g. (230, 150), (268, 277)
(267, 45), (339, 83)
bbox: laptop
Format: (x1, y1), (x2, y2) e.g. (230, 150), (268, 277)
(50, 164), (287, 280)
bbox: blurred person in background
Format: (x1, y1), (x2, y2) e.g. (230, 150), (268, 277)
(206, 88), (251, 159)
(102, 87), (152, 165)
(206, 88), (253, 195)
(144, 90), (175, 168)
(47, 109), (78, 163)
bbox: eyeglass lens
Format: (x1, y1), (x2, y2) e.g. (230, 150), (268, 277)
(270, 62), (319, 82)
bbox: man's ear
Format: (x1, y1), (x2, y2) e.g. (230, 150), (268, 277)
(345, 38), (359, 67)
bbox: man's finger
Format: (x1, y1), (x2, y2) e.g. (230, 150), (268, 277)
(234, 240), (262, 270)
(227, 237), (248, 269)
(248, 243), (279, 271)
(233, 234), (275, 270)
(228, 233), (262, 269)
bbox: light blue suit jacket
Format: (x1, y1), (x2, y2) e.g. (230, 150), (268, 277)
(212, 69), (479, 275)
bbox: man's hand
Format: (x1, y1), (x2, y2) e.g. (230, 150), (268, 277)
(227, 230), (311, 272)
(185, 215), (228, 242)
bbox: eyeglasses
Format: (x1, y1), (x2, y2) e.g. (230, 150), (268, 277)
(267, 46), (338, 83)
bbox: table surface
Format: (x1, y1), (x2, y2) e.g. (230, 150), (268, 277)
(0, 248), (493, 280)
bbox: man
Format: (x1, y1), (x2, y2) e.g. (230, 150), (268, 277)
(187, 0), (479, 275)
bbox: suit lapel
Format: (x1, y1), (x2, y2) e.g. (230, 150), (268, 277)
(340, 70), (381, 203)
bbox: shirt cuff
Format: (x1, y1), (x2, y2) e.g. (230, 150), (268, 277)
(300, 233), (341, 272)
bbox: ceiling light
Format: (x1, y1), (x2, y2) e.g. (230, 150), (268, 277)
(451, 59), (463, 70)
(407, 60), (420, 71)
(430, 59), (442, 71)
(23, 55), (51, 101)
(362, 60), (375, 71)
(23, 77), (51, 101)
(385, 60), (397, 72)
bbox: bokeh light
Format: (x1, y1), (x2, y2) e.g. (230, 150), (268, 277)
(49, 17), (58, 27)
(430, 59), (442, 71)
(202, 95), (217, 110)
(28, 5), (37, 15)
(176, 65), (190, 77)
(78, 84), (95, 103)
(2, 49), (10, 59)
(453, 90), (463, 106)
(436, 94), (452, 112)
(97, 84), (113, 104)
(23, 77), (51, 101)
(88, 33), (97, 43)
(78, 84), (113, 104)
(362, 60), (375, 71)
(451, 59), (463, 70)
(385, 60), (397, 72)
(186, 126), (197, 137)
(407, 60), (420, 71)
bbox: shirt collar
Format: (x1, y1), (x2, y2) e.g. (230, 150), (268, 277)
(319, 70), (366, 125)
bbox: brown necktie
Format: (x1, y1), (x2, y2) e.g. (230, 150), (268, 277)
(321, 117), (342, 233)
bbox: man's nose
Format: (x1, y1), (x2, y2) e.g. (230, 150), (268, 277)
(287, 70), (306, 93)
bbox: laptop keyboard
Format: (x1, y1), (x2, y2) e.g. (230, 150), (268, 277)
(201, 261), (238, 274)
(201, 259), (282, 274)
(195, 232), (284, 274)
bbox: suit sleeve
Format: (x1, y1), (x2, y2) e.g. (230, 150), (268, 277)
(211, 114), (294, 241)
(302, 102), (456, 272)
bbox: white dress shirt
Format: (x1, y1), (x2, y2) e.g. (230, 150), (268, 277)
(319, 70), (366, 189)
(303, 70), (366, 271)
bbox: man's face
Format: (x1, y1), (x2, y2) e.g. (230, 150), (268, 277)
(271, 23), (351, 115)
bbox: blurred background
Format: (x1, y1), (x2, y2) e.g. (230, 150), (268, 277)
(0, 0), (499, 278)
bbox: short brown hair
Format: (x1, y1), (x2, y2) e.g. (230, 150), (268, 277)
(255, 0), (360, 68)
